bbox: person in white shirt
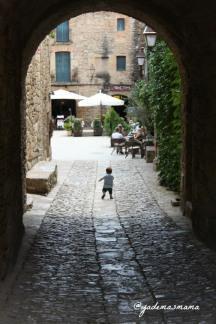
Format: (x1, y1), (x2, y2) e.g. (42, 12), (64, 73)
(111, 127), (124, 139)
(99, 167), (114, 199)
(111, 127), (125, 154)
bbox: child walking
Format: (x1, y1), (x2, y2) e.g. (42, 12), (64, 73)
(99, 167), (114, 199)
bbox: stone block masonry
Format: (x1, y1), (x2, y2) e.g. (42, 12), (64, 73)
(25, 36), (52, 171)
(26, 161), (57, 195)
(76, 106), (107, 123)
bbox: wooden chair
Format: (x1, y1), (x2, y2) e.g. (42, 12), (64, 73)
(125, 139), (145, 158)
(111, 138), (126, 154)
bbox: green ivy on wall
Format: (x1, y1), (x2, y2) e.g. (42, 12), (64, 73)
(129, 80), (154, 133)
(130, 40), (182, 191)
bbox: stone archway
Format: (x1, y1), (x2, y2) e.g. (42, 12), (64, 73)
(1, 0), (216, 277)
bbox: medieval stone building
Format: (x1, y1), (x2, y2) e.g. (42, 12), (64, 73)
(50, 12), (144, 123)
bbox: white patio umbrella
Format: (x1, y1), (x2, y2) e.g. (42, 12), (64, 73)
(78, 90), (124, 119)
(78, 90), (124, 106)
(51, 89), (86, 100)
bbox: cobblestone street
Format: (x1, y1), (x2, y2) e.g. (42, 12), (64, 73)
(1, 135), (216, 323)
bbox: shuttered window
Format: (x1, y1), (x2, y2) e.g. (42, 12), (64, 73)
(117, 18), (125, 31)
(56, 21), (69, 42)
(55, 52), (71, 82)
(116, 56), (126, 71)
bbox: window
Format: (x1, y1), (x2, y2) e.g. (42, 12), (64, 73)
(117, 56), (126, 71)
(56, 21), (69, 42)
(117, 18), (125, 31)
(55, 52), (71, 82)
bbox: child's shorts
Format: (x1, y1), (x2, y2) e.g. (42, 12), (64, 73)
(102, 188), (112, 194)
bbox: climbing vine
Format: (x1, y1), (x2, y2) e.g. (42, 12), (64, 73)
(130, 40), (182, 191)
(129, 80), (154, 133)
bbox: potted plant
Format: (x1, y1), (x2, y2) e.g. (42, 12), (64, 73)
(104, 108), (130, 146)
(73, 118), (83, 137)
(64, 116), (74, 135)
(93, 118), (103, 136)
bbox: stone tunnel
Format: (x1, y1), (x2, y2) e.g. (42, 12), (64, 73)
(0, 0), (216, 277)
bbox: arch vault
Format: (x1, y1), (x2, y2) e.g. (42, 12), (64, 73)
(0, 0), (216, 277)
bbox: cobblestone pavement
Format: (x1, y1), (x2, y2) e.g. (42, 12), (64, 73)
(1, 159), (216, 323)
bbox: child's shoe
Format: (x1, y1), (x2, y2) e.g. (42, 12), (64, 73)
(101, 194), (105, 199)
(110, 195), (113, 199)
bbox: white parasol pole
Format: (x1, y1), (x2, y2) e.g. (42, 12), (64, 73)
(100, 90), (102, 121)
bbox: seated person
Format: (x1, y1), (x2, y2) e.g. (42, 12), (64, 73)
(134, 126), (147, 140)
(117, 123), (124, 135)
(134, 122), (140, 132)
(111, 127), (125, 154)
(111, 127), (125, 140)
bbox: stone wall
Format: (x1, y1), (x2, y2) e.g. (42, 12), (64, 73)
(50, 12), (145, 123)
(76, 106), (107, 123)
(50, 12), (139, 86)
(25, 36), (52, 171)
(1, 0), (216, 278)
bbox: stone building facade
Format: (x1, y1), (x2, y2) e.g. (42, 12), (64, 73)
(50, 12), (144, 123)
(25, 36), (52, 171)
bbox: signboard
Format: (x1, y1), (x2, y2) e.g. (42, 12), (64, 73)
(104, 85), (132, 92)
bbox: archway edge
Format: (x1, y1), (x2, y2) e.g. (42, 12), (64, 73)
(19, 0), (216, 245)
(1, 0), (216, 278)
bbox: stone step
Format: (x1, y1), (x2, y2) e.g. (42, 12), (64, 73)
(26, 161), (57, 195)
(83, 129), (94, 136)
